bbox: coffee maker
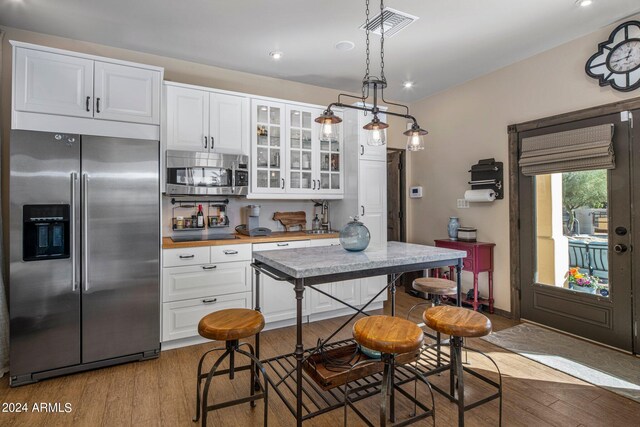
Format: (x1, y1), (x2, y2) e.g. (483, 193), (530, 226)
(235, 204), (272, 236)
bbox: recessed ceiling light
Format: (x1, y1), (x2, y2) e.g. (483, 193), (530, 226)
(403, 81), (414, 89)
(335, 41), (355, 51)
(269, 51), (283, 60)
(576, 0), (593, 7)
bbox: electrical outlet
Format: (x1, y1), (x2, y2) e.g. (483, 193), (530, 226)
(457, 199), (469, 209)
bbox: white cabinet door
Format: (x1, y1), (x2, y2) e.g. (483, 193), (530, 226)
(285, 105), (316, 194)
(94, 61), (160, 124)
(360, 275), (388, 306)
(210, 93), (248, 155)
(162, 292), (251, 342)
(251, 99), (286, 194)
(358, 159), (387, 248)
(165, 85), (209, 151)
(254, 240), (310, 323)
(14, 48), (94, 118)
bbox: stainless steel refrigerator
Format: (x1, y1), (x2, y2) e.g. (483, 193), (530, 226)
(9, 130), (160, 386)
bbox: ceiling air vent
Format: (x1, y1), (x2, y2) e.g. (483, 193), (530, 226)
(359, 7), (419, 38)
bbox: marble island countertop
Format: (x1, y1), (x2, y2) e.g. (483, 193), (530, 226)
(253, 241), (467, 279)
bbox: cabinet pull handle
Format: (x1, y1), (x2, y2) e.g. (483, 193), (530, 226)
(281, 178), (285, 189)
(211, 137), (214, 148)
(70, 172), (78, 291)
(179, 254), (195, 259)
(85, 96), (91, 112)
(202, 265), (217, 270)
(96, 98), (101, 113)
(361, 205), (365, 216)
(204, 136), (208, 149)
(277, 243), (289, 247)
(202, 298), (218, 304)
(312, 180), (316, 190)
(223, 250), (238, 255)
(360, 145), (365, 156)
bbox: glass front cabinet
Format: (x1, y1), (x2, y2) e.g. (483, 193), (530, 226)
(251, 99), (343, 198)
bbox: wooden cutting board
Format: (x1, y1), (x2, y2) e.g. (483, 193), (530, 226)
(273, 211), (307, 231)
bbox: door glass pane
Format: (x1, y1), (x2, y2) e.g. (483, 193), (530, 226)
(270, 107), (280, 125)
(290, 110), (300, 127)
(535, 170), (609, 297)
(290, 151), (300, 170)
(257, 126), (268, 145)
(270, 171), (280, 188)
(302, 172), (312, 189)
(302, 112), (312, 128)
(331, 154), (340, 172)
(257, 148), (268, 167)
(331, 173), (340, 190)
(270, 126), (280, 146)
(257, 106), (268, 123)
(321, 153), (330, 171)
(302, 130), (312, 149)
(290, 129), (300, 148)
(269, 149), (280, 168)
(257, 170), (268, 188)
(290, 172), (300, 188)
(302, 152), (312, 170)
(321, 173), (329, 189)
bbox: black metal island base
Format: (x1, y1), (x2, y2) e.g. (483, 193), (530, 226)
(251, 242), (468, 426)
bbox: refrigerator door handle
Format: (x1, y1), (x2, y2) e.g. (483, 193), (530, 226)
(82, 173), (90, 292)
(70, 172), (78, 292)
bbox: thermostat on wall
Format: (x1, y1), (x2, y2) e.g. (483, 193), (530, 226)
(410, 186), (423, 198)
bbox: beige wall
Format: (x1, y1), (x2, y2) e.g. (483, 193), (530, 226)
(406, 14), (640, 312)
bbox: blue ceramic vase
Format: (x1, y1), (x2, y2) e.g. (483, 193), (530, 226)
(448, 217), (460, 240)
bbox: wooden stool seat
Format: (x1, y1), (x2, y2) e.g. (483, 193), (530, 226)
(353, 315), (424, 354)
(412, 277), (457, 296)
(423, 306), (492, 338)
(198, 308), (265, 341)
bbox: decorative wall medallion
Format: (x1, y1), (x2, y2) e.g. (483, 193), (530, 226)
(585, 21), (640, 92)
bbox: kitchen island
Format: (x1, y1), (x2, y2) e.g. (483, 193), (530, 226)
(252, 242), (467, 426)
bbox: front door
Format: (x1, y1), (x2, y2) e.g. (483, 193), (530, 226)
(519, 112), (634, 352)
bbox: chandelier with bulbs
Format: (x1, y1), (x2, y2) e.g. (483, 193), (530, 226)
(315, 0), (427, 151)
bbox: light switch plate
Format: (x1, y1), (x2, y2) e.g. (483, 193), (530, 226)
(457, 199), (470, 209)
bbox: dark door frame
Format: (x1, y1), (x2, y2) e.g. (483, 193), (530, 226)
(387, 148), (406, 242)
(508, 97), (640, 331)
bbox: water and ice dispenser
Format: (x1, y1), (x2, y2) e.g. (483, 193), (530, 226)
(22, 204), (70, 261)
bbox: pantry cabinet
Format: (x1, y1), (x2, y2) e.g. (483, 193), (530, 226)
(13, 44), (161, 125)
(164, 82), (249, 155)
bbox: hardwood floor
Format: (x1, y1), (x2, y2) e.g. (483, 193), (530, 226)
(1, 290), (638, 426)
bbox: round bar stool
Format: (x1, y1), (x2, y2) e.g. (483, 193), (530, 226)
(193, 308), (269, 427)
(407, 277), (458, 367)
(423, 306), (502, 427)
(344, 315), (436, 426)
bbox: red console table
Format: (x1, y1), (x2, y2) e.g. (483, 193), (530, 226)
(434, 239), (495, 313)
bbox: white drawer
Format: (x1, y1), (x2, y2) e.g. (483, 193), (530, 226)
(309, 238), (341, 247)
(253, 240), (310, 252)
(163, 247), (209, 267)
(210, 244), (251, 263)
(162, 261), (251, 302)
(162, 292), (251, 342)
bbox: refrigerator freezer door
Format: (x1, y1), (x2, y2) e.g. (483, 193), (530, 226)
(81, 136), (160, 363)
(9, 130), (81, 377)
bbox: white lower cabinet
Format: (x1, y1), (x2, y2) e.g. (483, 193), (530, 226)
(360, 275), (388, 305)
(162, 292), (251, 342)
(253, 240), (311, 324)
(161, 244), (252, 345)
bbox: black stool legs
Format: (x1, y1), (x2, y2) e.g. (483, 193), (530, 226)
(193, 339), (269, 426)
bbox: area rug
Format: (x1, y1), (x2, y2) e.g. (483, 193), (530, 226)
(481, 322), (640, 403)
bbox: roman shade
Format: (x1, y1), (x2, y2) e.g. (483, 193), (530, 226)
(519, 124), (615, 176)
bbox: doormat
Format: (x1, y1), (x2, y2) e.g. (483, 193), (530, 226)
(481, 323), (640, 403)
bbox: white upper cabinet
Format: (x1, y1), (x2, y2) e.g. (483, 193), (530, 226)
(165, 85), (209, 151)
(12, 43), (163, 138)
(285, 105), (316, 194)
(252, 99), (286, 194)
(14, 48), (94, 118)
(164, 83), (249, 155)
(209, 93), (249, 155)
(93, 61), (160, 124)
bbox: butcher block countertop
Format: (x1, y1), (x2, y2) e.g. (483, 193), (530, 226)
(162, 231), (340, 249)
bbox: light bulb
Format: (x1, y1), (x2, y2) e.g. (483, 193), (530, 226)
(406, 132), (425, 151)
(320, 120), (335, 140)
(366, 124), (386, 146)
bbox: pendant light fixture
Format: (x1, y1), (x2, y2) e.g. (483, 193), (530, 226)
(315, 0), (427, 151)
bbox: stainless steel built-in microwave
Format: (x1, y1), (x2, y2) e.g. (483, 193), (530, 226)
(165, 150), (248, 196)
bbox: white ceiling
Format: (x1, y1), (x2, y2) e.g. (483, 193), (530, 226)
(1, 0), (639, 102)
